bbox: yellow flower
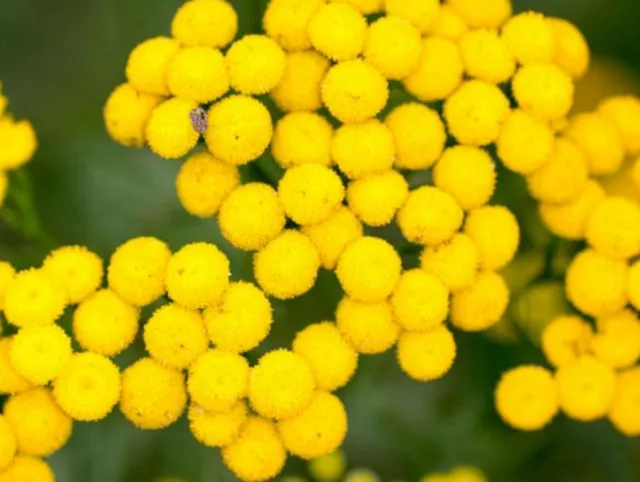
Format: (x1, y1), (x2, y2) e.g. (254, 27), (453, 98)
(222, 416), (287, 482)
(293, 322), (358, 391)
(53, 352), (121, 422)
(448, 0), (511, 29)
(0, 118), (37, 170)
(391, 269), (449, 332)
(592, 311), (640, 369)
(501, 11), (556, 65)
(145, 97), (199, 159)
(548, 18), (590, 79)
(226, 35), (286, 95)
(204, 281), (273, 353)
(272, 112), (333, 168)
(628, 260), (640, 311)
(585, 196), (640, 259)
(187, 349), (249, 413)
(3, 269), (66, 328)
(166, 47), (229, 103)
(541, 315), (593, 368)
(609, 367), (640, 436)
(278, 391), (347, 460)
(4, 388), (72, 456)
(384, 0), (439, 33)
(420, 233), (479, 292)
(10, 324), (72, 385)
(597, 95), (640, 155)
(171, 0), (238, 48)
(308, 450), (347, 482)
(103, 83), (162, 148)
(120, 358), (186, 430)
(0, 455), (55, 482)
(321, 60), (388, 124)
(347, 170), (409, 227)
(144, 304), (208, 369)
(0, 261), (16, 312)
(336, 296), (399, 355)
(263, 0), (324, 51)
(43, 245), (103, 304)
(396, 186), (463, 246)
(188, 401), (248, 447)
(397, 326), (457, 382)
(364, 16), (422, 80)
(495, 365), (558, 431)
(278, 164), (345, 226)
(465, 205), (519, 270)
(126, 37), (179, 96)
(165, 242), (230, 309)
(309, 3), (367, 61)
(0, 416), (16, 471)
(450, 271), (509, 332)
(107, 236), (171, 307)
(459, 29), (515, 84)
(205, 95), (273, 165)
(0, 337), (32, 395)
(253, 230), (320, 300)
(270, 50), (330, 112)
(432, 5), (469, 40)
(176, 151), (240, 218)
(512, 63), (574, 120)
(556, 356), (616, 421)
(248, 349), (316, 420)
(336, 236), (402, 303)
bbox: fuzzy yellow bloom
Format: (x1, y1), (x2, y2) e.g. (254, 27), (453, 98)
(249, 349), (315, 420)
(384, 0), (439, 33)
(321, 60), (388, 124)
(403, 37), (464, 102)
(628, 260), (640, 311)
(272, 112), (333, 168)
(585, 196), (640, 259)
(598, 95), (640, 155)
(450, 271), (509, 332)
(450, 467), (487, 482)
(0, 416), (16, 471)
(144, 304), (208, 369)
(565, 249), (628, 317)
(166, 242), (230, 309)
(0, 455), (55, 482)
(592, 311), (640, 369)
(309, 3), (367, 61)
(126, 37), (179, 96)
(4, 388), (72, 456)
(120, 358), (186, 430)
(385, 103), (446, 171)
(541, 315), (593, 368)
(171, 0), (238, 48)
(397, 186), (464, 246)
(566, 112), (625, 176)
(556, 356), (616, 421)
(302, 207), (363, 270)
(512, 63), (574, 120)
(434, 146), (496, 211)
(188, 401), (247, 447)
(309, 450), (346, 482)
(11, 324), (72, 385)
(205, 95), (273, 165)
(145, 98), (199, 159)
(0, 118), (37, 170)
(465, 206), (519, 270)
(364, 16), (422, 80)
(43, 245), (103, 304)
(0, 338), (32, 394)
(254, 230), (320, 300)
(497, 109), (555, 175)
(0, 262), (15, 311)
(432, 5), (468, 40)
(391, 270), (449, 332)
(219, 183), (286, 251)
(271, 50), (330, 112)
(222, 416), (287, 482)
(444, 80), (510, 146)
(293, 322), (358, 391)
(204, 281), (273, 353)
(420, 233), (479, 292)
(526, 138), (589, 205)
(332, 120), (395, 180)
(548, 18), (590, 79)
(278, 164), (345, 226)
(3, 269), (66, 328)
(53, 352), (121, 422)
(166, 47), (228, 103)
(332, 0), (381, 14)
(336, 236), (402, 303)
(104, 83), (162, 148)
(502, 12), (556, 65)
(609, 367), (640, 436)
(188, 349), (249, 413)
(539, 180), (604, 239)
(278, 391), (347, 460)
(108, 236), (171, 307)
(397, 327), (456, 382)
(459, 29), (515, 84)
(226, 35), (286, 95)
(347, 170), (409, 227)
(336, 297), (399, 355)
(176, 151), (240, 218)
(495, 365), (558, 431)
(448, 0), (511, 29)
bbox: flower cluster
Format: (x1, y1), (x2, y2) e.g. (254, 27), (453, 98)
(0, 83), (37, 208)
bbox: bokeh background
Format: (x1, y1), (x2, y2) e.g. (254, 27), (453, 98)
(1, 1), (640, 481)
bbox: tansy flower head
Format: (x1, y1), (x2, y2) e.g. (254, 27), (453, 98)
(609, 367), (640, 436)
(512, 63), (574, 120)
(450, 271), (509, 332)
(541, 315), (593, 368)
(432, 5), (469, 40)
(272, 112), (333, 169)
(397, 327), (457, 382)
(591, 311), (640, 369)
(383, 0), (439, 33)
(171, 0), (238, 49)
(548, 17), (590, 79)
(448, 0), (512, 29)
(501, 11), (556, 65)
(0, 337), (32, 395)
(146, 97), (199, 159)
(584, 196), (640, 259)
(336, 296), (399, 355)
(43, 245), (103, 304)
(420, 233), (479, 293)
(0, 455), (55, 482)
(263, 0), (324, 52)
(597, 95), (640, 154)
(188, 401), (248, 447)
(464, 205), (519, 270)
(125, 37), (179, 96)
(104, 83), (162, 148)
(459, 28), (515, 84)
(0, 117), (37, 170)
(309, 450), (347, 482)
(347, 170), (409, 227)
(166, 47), (229, 103)
(0, 416), (16, 471)
(308, 2), (367, 62)
(226, 35), (286, 95)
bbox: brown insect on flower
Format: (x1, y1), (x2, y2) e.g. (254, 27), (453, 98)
(189, 107), (208, 134)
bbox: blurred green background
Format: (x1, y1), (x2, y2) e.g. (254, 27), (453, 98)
(1, 1), (640, 481)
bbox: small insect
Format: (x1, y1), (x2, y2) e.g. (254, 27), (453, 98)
(190, 107), (208, 134)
